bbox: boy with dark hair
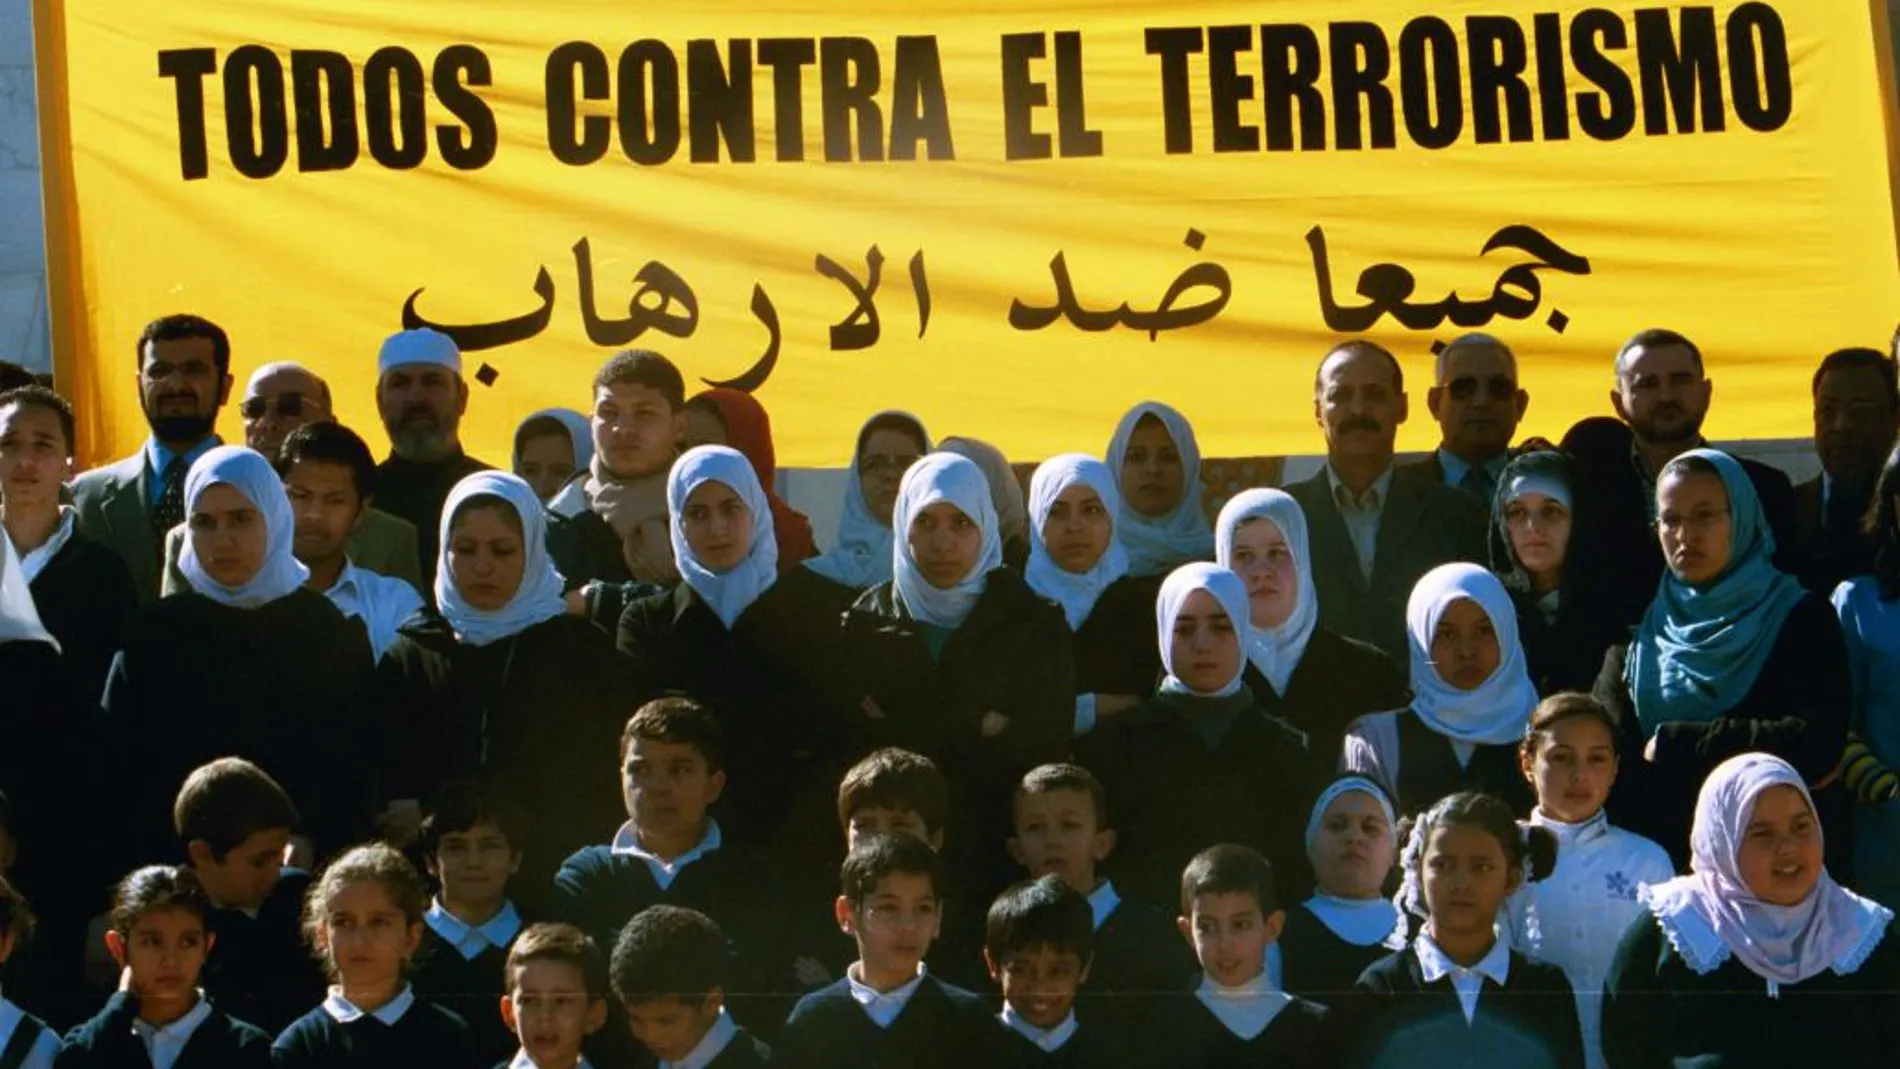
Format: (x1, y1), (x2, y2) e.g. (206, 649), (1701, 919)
(412, 780), (529, 1064)
(611, 906), (771, 1068)
(552, 699), (783, 1026)
(498, 923), (609, 1069)
(836, 749), (949, 851)
(1006, 764), (1195, 1016)
(777, 835), (1005, 1069)
(982, 876), (1133, 1067)
(547, 349), (688, 584)
(172, 758), (323, 1035)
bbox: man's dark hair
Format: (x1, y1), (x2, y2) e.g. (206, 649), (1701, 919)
(841, 832), (944, 906)
(138, 314), (231, 378)
(276, 421), (378, 501)
(621, 697), (725, 773)
(1614, 328), (1703, 377)
(0, 385), (76, 455)
(593, 350), (684, 411)
(173, 757), (300, 858)
(1812, 347), (1899, 408)
(610, 905), (727, 1007)
(1316, 339), (1404, 394)
(0, 362), (37, 391)
(418, 779), (526, 862)
(984, 875), (1093, 965)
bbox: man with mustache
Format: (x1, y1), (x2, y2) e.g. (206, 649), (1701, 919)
(1402, 334), (1532, 506)
(1287, 340), (1490, 664)
(1792, 346), (1899, 592)
(371, 328), (492, 591)
(70, 314), (234, 603)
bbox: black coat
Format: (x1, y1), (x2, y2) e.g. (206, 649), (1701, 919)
(1072, 574), (1164, 701)
(201, 868), (327, 1037)
(776, 975), (1010, 1069)
(56, 992), (272, 1069)
(1140, 991), (1331, 1069)
(1512, 590), (1632, 698)
(1240, 628), (1408, 767)
(546, 508), (633, 589)
(1275, 902), (1405, 1008)
(28, 532), (137, 711)
(373, 451), (491, 593)
(1343, 944), (1583, 1069)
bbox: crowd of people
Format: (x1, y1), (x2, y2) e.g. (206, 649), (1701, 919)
(1, 315), (1898, 1068)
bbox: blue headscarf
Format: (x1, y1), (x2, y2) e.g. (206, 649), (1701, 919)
(1625, 449), (1807, 733)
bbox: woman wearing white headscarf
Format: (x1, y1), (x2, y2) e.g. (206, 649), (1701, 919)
(805, 411), (932, 591)
(1217, 489), (1407, 763)
(377, 471), (637, 893)
(1077, 563), (1321, 908)
(1604, 752), (1900, 1067)
(513, 408), (594, 503)
(104, 446), (374, 860)
(1341, 562), (1539, 816)
(1106, 402), (1216, 577)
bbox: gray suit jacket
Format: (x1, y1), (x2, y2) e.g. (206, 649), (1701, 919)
(1287, 467), (1490, 666)
(160, 506), (424, 597)
(70, 453), (163, 605)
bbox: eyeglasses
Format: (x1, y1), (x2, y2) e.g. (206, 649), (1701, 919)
(1447, 375), (1518, 402)
(1657, 508), (1729, 534)
(858, 453), (921, 476)
(240, 394), (310, 420)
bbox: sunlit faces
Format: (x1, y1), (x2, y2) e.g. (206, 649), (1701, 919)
(1042, 484), (1113, 573)
(315, 880), (423, 1000)
(427, 821), (521, 915)
(0, 401), (71, 509)
(106, 907), (213, 1015)
(1614, 342), (1710, 446)
(907, 502), (982, 589)
(241, 367), (328, 457)
(1119, 417), (1186, 519)
(1429, 598), (1501, 692)
(680, 480), (755, 572)
(448, 504), (526, 611)
(377, 364), (465, 459)
(1737, 784), (1823, 907)
(187, 483), (268, 588)
(1522, 715), (1618, 825)
(835, 872), (942, 983)
(284, 459), (364, 567)
(987, 944), (1088, 1031)
(845, 807), (941, 853)
(621, 737), (725, 849)
(624, 994), (721, 1064)
(1503, 492), (1571, 592)
(1309, 791), (1397, 900)
(1431, 342), (1525, 458)
(1815, 363), (1899, 485)
(1227, 518), (1298, 630)
(1315, 346), (1407, 460)
(187, 826), (290, 912)
(501, 958), (607, 1069)
(858, 427), (925, 526)
(1171, 589), (1242, 693)
(594, 382), (682, 479)
(514, 432), (577, 502)
(140, 335), (230, 442)
(1178, 892), (1283, 988)
(1008, 788), (1115, 894)
(1420, 824), (1518, 943)
(1656, 468), (1734, 586)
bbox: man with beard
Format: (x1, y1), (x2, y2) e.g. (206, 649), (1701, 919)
(1562, 328), (1801, 622)
(371, 328), (490, 591)
(1793, 346), (1899, 592)
(1287, 340), (1490, 664)
(1402, 333), (1532, 506)
(72, 314), (234, 603)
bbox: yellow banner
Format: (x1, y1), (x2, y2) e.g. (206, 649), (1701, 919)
(37, 0), (1900, 467)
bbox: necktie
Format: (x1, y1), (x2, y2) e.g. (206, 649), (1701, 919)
(152, 457), (187, 550)
(1460, 463), (1495, 503)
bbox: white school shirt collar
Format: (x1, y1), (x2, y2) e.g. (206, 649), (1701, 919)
(423, 898), (522, 961)
(326, 559), (426, 662)
(508, 1051), (594, 1069)
(1414, 930), (1511, 1024)
(1000, 1004), (1078, 1052)
(610, 821), (722, 891)
(1194, 973), (1292, 1040)
(1087, 880), (1122, 932)
(130, 994), (214, 1069)
(659, 1007), (738, 1069)
(13, 506), (76, 584)
(321, 984), (416, 1025)
(845, 963), (927, 1028)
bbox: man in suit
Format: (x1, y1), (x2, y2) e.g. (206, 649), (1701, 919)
(372, 328), (491, 589)
(1287, 340), (1490, 664)
(1401, 333), (1531, 505)
(71, 314), (233, 604)
(1793, 346), (1899, 592)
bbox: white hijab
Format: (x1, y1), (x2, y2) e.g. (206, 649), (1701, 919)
(1025, 454), (1129, 629)
(1216, 489), (1319, 696)
(178, 446), (311, 609)
(516, 407), (595, 474)
(435, 471), (568, 647)
(890, 452), (1001, 629)
(1640, 753), (1891, 987)
(669, 445), (778, 629)
(1106, 402), (1215, 577)
(806, 411), (931, 589)
(1404, 562), (1538, 746)
(1302, 776), (1407, 948)
(1156, 562), (1251, 699)
(0, 528), (56, 649)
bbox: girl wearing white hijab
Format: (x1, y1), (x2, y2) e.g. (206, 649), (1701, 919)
(1270, 775), (1409, 1003)
(1217, 489), (1407, 763)
(1106, 402), (1216, 577)
(1604, 752), (1900, 1067)
(805, 411), (932, 590)
(104, 446), (373, 861)
(1077, 562), (1319, 909)
(513, 408), (594, 503)
(1342, 562), (1539, 816)
(377, 471), (636, 889)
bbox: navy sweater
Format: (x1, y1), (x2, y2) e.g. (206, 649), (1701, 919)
(56, 992), (271, 1069)
(270, 999), (475, 1069)
(1140, 991), (1331, 1069)
(775, 976), (1007, 1069)
(201, 870), (327, 1037)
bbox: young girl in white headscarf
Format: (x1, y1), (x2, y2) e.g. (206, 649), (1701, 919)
(1603, 752), (1900, 1067)
(805, 411), (932, 591)
(1343, 563), (1539, 816)
(1105, 402), (1216, 577)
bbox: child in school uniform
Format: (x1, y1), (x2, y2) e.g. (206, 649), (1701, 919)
(611, 907), (771, 1069)
(776, 835), (1007, 1069)
(0, 876), (59, 1069)
(497, 924), (609, 1069)
(56, 866), (272, 1068)
(1271, 776), (1408, 1006)
(271, 844), (476, 1068)
(172, 758), (325, 1036)
(1148, 845), (1329, 1069)
(1004, 764), (1195, 1020)
(412, 781), (531, 1064)
(1506, 694), (1671, 1069)
(1345, 792), (1582, 1069)
(983, 876), (1130, 1069)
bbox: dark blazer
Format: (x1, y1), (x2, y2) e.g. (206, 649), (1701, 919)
(160, 508), (423, 597)
(1344, 944), (1583, 1069)
(1240, 627), (1408, 767)
(1791, 474), (1877, 594)
(56, 992), (273, 1069)
(1287, 467), (1489, 665)
(70, 452), (164, 604)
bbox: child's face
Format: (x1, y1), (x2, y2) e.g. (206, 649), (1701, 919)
(986, 944), (1088, 1031)
(622, 737), (725, 841)
(845, 806), (941, 853)
(319, 881), (422, 993)
(110, 907), (211, 1007)
(190, 827), (290, 911)
(1008, 789), (1113, 893)
(1522, 716), (1619, 824)
(625, 994), (722, 1064)
(1179, 892), (1283, 988)
(836, 873), (942, 977)
(501, 959), (606, 1069)
(1169, 590), (1241, 693)
(1421, 824), (1519, 940)
(1738, 785), (1823, 907)
(430, 821), (521, 910)
(1309, 791), (1396, 900)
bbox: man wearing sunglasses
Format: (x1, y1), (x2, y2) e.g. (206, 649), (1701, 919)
(1403, 334), (1530, 505)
